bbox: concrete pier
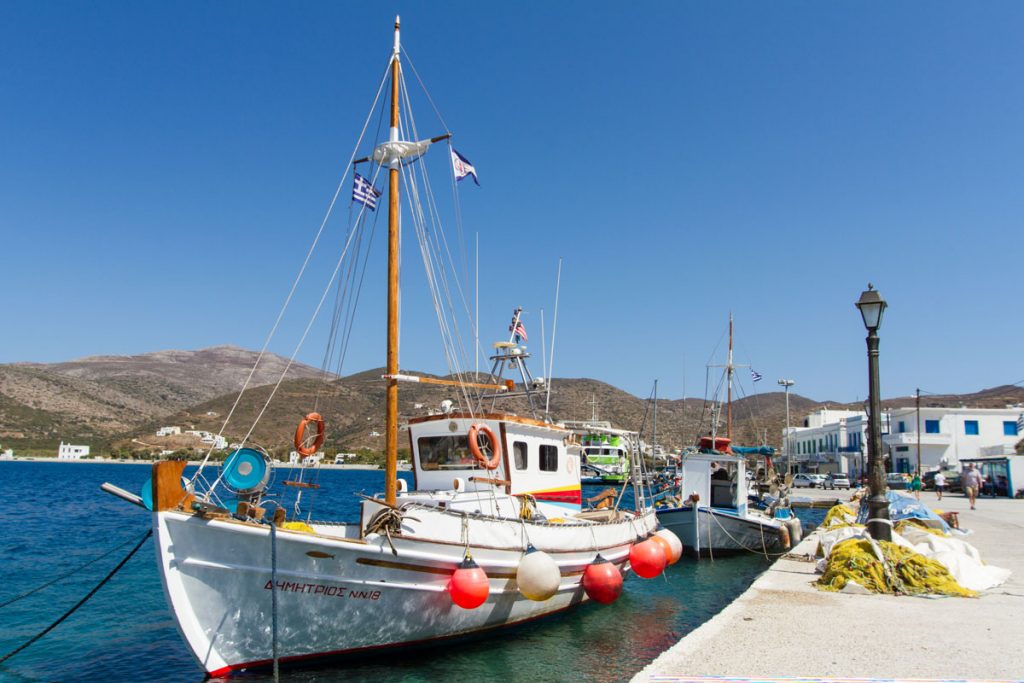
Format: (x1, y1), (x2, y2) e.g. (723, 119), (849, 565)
(633, 488), (1024, 681)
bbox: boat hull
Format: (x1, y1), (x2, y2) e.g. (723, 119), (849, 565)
(155, 506), (657, 675)
(656, 505), (784, 556)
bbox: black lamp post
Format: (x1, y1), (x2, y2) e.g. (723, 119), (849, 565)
(856, 284), (890, 542)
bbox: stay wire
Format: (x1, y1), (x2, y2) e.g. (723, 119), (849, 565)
(0, 529), (152, 665)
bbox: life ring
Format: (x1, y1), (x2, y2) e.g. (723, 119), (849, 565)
(294, 412), (326, 456)
(468, 423), (501, 470)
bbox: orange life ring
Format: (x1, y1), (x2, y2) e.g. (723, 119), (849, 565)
(468, 423), (501, 470)
(294, 412), (326, 456)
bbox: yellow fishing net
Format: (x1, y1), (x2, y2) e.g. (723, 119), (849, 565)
(822, 503), (858, 529)
(281, 521), (315, 533)
(894, 518), (946, 537)
(817, 538), (976, 597)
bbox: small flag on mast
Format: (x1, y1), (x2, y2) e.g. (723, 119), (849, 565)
(352, 173), (381, 211)
(451, 148), (479, 186)
(751, 369), (763, 383)
(509, 312), (528, 344)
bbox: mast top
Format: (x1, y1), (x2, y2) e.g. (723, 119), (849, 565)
(393, 16), (401, 55)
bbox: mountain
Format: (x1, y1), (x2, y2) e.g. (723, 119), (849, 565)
(0, 346), (327, 449)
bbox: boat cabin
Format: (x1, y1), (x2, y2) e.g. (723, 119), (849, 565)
(680, 451), (747, 516)
(403, 412), (582, 519)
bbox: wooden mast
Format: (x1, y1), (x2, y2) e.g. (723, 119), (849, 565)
(384, 17), (401, 506)
(726, 313), (733, 440)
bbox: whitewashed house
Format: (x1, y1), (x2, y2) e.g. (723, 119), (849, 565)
(156, 426), (182, 437)
(783, 405), (1023, 477)
(58, 442), (90, 460)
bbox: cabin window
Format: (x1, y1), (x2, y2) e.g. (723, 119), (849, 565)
(513, 441), (528, 470)
(417, 435), (480, 470)
(539, 444), (558, 472)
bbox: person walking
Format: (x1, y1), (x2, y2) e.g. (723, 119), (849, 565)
(934, 471), (946, 500)
(910, 471), (922, 500)
(962, 464), (983, 510)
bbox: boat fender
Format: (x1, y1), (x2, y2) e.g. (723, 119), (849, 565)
(449, 554), (490, 609)
(629, 539), (668, 578)
(294, 412), (326, 456)
(653, 528), (684, 565)
(516, 546), (561, 601)
(778, 523), (791, 550)
(785, 517), (803, 544)
(467, 423), (501, 469)
(581, 554), (623, 604)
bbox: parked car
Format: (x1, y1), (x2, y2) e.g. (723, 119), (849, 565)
(886, 473), (909, 490)
(791, 473), (816, 488)
(824, 474), (851, 490)
(922, 470), (962, 492)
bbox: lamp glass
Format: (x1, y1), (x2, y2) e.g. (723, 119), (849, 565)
(856, 289), (887, 331)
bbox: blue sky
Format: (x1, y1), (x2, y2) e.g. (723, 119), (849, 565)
(2, 2), (1022, 403)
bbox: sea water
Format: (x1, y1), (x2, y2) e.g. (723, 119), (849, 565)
(0, 462), (823, 682)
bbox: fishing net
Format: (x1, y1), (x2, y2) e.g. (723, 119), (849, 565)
(817, 537), (976, 597)
(893, 518), (946, 537)
(822, 503), (858, 529)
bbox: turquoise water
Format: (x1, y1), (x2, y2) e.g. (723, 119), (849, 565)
(0, 462), (822, 682)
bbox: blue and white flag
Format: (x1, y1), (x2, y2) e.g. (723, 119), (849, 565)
(352, 173), (381, 211)
(451, 148), (479, 186)
(751, 369), (763, 383)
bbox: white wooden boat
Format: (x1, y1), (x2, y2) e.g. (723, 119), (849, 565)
(129, 18), (664, 676)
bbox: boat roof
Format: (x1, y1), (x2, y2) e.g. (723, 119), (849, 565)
(407, 411), (566, 432)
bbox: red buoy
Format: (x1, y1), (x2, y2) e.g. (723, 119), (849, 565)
(449, 555), (489, 609)
(629, 538), (667, 578)
(581, 554), (623, 604)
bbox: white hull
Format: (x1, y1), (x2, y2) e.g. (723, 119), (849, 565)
(156, 504), (658, 676)
(656, 505), (784, 556)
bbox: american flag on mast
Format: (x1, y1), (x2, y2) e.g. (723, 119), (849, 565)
(509, 309), (528, 344)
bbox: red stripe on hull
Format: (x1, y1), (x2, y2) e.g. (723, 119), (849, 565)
(531, 490), (582, 505)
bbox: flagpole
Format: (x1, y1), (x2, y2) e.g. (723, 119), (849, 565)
(475, 232), (479, 379)
(384, 16), (401, 507)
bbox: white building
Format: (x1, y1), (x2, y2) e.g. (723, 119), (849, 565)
(58, 442), (90, 460)
(0, 448), (13, 460)
(883, 406), (1022, 474)
(156, 426), (182, 437)
(334, 453), (357, 464)
(782, 405), (1023, 477)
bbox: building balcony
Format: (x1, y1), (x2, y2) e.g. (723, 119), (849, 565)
(883, 433), (951, 446)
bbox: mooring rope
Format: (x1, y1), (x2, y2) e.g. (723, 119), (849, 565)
(0, 533), (142, 610)
(0, 529), (152, 665)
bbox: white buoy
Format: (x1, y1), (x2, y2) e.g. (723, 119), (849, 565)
(654, 528), (684, 564)
(516, 546), (561, 601)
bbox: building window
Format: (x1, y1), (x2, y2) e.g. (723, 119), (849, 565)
(925, 420), (940, 434)
(513, 441), (528, 470)
(898, 421), (906, 433)
(964, 420), (979, 436)
(1004, 421), (1019, 436)
(896, 446), (909, 452)
(539, 444), (558, 472)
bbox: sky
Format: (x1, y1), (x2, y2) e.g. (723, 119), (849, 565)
(2, 2), (1023, 404)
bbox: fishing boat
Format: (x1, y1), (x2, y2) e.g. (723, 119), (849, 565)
(654, 316), (800, 555)
(103, 19), (669, 677)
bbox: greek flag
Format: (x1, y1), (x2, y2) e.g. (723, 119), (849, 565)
(751, 369), (763, 383)
(451, 148), (479, 186)
(352, 173), (381, 211)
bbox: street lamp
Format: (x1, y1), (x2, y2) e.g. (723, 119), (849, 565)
(777, 379), (795, 476)
(856, 283), (890, 542)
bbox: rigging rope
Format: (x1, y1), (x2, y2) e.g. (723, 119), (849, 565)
(0, 529), (152, 665)
(192, 54), (397, 487)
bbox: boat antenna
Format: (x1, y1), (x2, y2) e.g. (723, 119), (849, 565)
(384, 15), (401, 506)
(545, 257), (563, 417)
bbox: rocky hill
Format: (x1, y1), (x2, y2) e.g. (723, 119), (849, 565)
(4, 344), (1021, 457)
(0, 346), (327, 449)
